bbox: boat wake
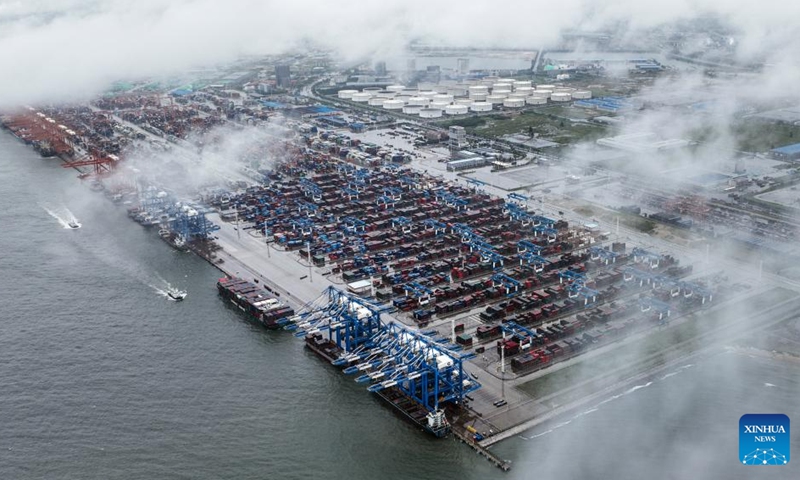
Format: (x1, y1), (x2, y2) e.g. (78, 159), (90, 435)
(41, 203), (80, 229)
(151, 273), (187, 301)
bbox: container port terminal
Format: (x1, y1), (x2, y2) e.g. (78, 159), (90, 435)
(5, 51), (800, 471)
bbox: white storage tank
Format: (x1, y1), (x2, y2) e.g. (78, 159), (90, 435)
(533, 90), (552, 98)
(469, 85), (489, 95)
(455, 98), (474, 106)
(403, 105), (422, 115)
(395, 95), (413, 103)
(470, 102), (493, 112)
(376, 90), (396, 98)
(536, 84), (556, 90)
(407, 96), (429, 106)
(526, 96), (548, 105)
(551, 92), (572, 102)
(430, 101), (451, 109)
(509, 92), (530, 99)
(419, 108), (443, 118)
(369, 96), (387, 106)
(469, 92), (488, 102)
(445, 104), (469, 115)
(386, 85), (406, 92)
(419, 91), (437, 99)
(351, 92), (372, 102)
(503, 97), (526, 108)
(514, 86), (534, 96)
(486, 95), (507, 104)
(448, 86), (468, 97)
(433, 94), (454, 104)
(498, 78), (516, 84)
(493, 83), (513, 92)
(573, 90), (592, 99)
(513, 80), (533, 90)
(383, 99), (405, 110)
(337, 89), (358, 99)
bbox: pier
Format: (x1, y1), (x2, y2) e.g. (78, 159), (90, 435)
(452, 428), (511, 472)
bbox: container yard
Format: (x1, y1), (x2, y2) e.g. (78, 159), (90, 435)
(5, 59), (781, 473)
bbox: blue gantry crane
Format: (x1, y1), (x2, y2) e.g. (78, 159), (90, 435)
(589, 246), (619, 265)
(287, 287), (386, 353)
(501, 321), (541, 348)
(639, 297), (671, 322)
(169, 205), (220, 242)
(467, 178), (486, 192)
(384, 187), (403, 201)
(287, 287), (482, 437)
(392, 216), (412, 233)
(402, 281), (434, 305)
(422, 218), (447, 235)
(507, 192), (528, 205)
(680, 281), (714, 304)
(623, 266), (654, 287)
(519, 251), (549, 272)
(517, 239), (543, 254)
(533, 224), (558, 243)
(632, 247), (663, 269)
(469, 240), (505, 268)
(341, 216), (366, 234)
(492, 272), (522, 296)
(356, 323), (480, 418)
(505, 202), (536, 226)
(376, 195), (396, 209)
(290, 217), (315, 236)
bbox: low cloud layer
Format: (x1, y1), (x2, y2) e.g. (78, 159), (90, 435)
(0, 0), (799, 107)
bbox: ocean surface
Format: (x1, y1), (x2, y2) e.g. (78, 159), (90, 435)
(1, 130), (798, 480)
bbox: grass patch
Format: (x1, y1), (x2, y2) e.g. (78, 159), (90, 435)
(619, 213), (656, 233)
(574, 206), (595, 216)
(690, 120), (800, 153)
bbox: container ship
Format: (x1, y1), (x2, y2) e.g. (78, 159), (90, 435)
(304, 332), (451, 437)
(216, 277), (295, 329)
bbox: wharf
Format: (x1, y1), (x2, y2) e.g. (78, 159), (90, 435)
(452, 428), (511, 472)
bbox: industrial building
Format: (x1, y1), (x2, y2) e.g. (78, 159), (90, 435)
(449, 126), (467, 151)
(596, 132), (691, 153)
(446, 155), (488, 171)
(770, 143), (800, 161)
(275, 64), (291, 88)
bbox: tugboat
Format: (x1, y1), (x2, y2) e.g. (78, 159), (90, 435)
(67, 221), (81, 229)
(167, 287), (187, 301)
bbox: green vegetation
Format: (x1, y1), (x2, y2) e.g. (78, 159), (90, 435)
(619, 214), (656, 233)
(573, 206), (595, 217)
(690, 120), (800, 153)
(438, 117), (488, 129)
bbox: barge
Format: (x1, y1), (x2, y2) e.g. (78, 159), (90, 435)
(217, 276), (295, 329)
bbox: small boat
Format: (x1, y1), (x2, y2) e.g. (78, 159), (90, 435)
(67, 221), (81, 229)
(167, 288), (187, 301)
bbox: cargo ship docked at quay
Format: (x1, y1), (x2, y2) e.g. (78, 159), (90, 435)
(304, 331), (452, 438)
(216, 277), (295, 329)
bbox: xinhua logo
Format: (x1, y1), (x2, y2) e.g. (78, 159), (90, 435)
(739, 414), (790, 465)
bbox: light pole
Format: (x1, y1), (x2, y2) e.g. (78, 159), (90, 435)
(500, 330), (506, 401)
(307, 240), (313, 283)
(264, 220), (271, 258)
